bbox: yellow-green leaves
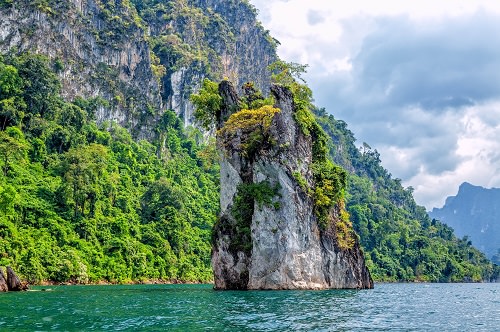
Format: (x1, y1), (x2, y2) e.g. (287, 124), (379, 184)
(218, 105), (280, 159)
(150, 52), (166, 82)
(219, 105), (280, 135)
(191, 79), (222, 131)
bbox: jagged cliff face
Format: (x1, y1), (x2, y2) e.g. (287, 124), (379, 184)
(212, 81), (373, 290)
(0, 0), (277, 135)
(0, 0), (162, 138)
(190, 0), (277, 90)
(138, 0), (278, 126)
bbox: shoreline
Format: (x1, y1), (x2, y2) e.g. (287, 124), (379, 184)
(36, 279), (215, 286)
(30, 279), (498, 287)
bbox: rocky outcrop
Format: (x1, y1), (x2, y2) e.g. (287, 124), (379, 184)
(0, 266), (27, 291)
(6, 266), (22, 291)
(212, 81), (373, 290)
(0, 268), (7, 292)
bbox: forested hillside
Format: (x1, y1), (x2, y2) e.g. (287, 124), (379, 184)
(0, 0), (497, 284)
(0, 53), (219, 283)
(315, 109), (498, 282)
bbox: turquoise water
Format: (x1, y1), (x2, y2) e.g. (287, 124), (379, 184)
(0, 283), (498, 331)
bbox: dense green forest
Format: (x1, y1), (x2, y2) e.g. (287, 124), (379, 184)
(315, 109), (499, 282)
(0, 52), (497, 284)
(0, 53), (219, 283)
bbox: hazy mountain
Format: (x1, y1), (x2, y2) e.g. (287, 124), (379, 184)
(430, 182), (500, 261)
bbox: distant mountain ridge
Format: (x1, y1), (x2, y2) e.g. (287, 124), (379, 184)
(429, 182), (500, 262)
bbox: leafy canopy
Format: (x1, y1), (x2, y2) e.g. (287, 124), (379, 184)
(0, 53), (219, 284)
(190, 78), (222, 131)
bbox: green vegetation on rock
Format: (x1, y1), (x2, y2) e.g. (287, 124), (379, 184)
(271, 61), (352, 246)
(220, 181), (280, 255)
(219, 105), (280, 159)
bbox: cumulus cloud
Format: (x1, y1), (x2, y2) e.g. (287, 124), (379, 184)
(308, 12), (500, 208)
(250, 0), (500, 209)
(307, 10), (326, 25)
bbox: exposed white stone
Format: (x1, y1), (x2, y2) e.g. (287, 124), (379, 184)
(0, 1), (161, 139)
(220, 158), (242, 212)
(212, 82), (373, 290)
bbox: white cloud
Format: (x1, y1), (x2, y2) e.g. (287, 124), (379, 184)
(252, 0), (500, 67)
(250, 0), (500, 209)
(402, 101), (500, 208)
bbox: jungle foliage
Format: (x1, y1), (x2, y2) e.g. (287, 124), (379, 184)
(1, 51), (497, 284)
(0, 53), (219, 284)
(314, 107), (499, 282)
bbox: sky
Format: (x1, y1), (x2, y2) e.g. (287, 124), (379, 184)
(250, 0), (500, 210)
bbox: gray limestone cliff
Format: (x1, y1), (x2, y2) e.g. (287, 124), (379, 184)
(138, 0), (278, 127)
(0, 0), (162, 139)
(211, 81), (373, 290)
(0, 0), (277, 136)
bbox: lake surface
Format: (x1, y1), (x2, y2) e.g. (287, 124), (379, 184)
(0, 283), (498, 331)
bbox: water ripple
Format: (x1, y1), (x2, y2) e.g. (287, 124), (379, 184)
(0, 283), (499, 331)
